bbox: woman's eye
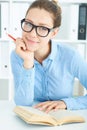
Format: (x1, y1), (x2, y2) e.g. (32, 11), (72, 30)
(25, 22), (32, 27)
(40, 27), (47, 31)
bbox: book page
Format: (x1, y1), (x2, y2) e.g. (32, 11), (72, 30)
(14, 106), (85, 126)
(17, 106), (50, 116)
(49, 110), (85, 125)
(14, 106), (58, 126)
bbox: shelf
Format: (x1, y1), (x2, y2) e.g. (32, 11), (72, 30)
(0, 0), (9, 2)
(12, 0), (87, 4)
(59, 0), (87, 4)
(0, 39), (9, 42)
(12, 0), (33, 3)
(0, 76), (13, 79)
(0, 0), (87, 4)
(53, 39), (87, 44)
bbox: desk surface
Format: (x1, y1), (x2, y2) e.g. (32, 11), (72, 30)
(0, 101), (87, 130)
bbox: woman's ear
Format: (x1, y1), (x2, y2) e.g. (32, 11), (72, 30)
(51, 28), (59, 39)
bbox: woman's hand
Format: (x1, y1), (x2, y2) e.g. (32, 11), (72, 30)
(15, 38), (34, 69)
(34, 100), (67, 113)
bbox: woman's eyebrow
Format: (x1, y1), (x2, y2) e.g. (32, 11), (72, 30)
(38, 23), (52, 27)
(25, 19), (52, 28)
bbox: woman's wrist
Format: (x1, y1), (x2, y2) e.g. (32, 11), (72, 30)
(23, 60), (34, 69)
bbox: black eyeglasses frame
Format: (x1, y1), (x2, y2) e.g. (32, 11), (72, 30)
(21, 18), (55, 37)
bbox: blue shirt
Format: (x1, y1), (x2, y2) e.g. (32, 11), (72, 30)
(11, 40), (87, 110)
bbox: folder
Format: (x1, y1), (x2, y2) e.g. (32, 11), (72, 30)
(0, 42), (9, 78)
(1, 2), (9, 39)
(0, 4), (1, 38)
(0, 41), (1, 77)
(12, 3), (29, 37)
(78, 4), (87, 40)
(0, 79), (9, 100)
(69, 4), (79, 40)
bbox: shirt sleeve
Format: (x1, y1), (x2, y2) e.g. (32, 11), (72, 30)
(62, 51), (87, 110)
(71, 51), (87, 88)
(62, 95), (87, 110)
(10, 51), (35, 106)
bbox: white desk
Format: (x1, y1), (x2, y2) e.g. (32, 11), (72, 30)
(0, 101), (87, 130)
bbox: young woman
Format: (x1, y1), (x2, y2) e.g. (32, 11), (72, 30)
(11, 0), (87, 113)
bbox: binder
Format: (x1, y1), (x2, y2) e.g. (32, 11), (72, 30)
(12, 3), (29, 37)
(0, 42), (1, 77)
(0, 42), (9, 78)
(0, 4), (1, 38)
(70, 4), (79, 40)
(78, 4), (87, 40)
(1, 2), (9, 39)
(0, 79), (9, 100)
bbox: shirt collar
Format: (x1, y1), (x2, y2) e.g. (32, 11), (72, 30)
(34, 40), (58, 64)
(48, 40), (58, 61)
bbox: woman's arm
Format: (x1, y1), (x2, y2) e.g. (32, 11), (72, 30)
(11, 51), (35, 106)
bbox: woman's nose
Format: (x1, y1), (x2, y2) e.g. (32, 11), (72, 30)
(29, 27), (37, 37)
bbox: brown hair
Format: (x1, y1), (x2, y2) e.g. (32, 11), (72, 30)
(25, 0), (62, 28)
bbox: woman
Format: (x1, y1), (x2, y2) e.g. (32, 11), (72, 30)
(11, 0), (87, 113)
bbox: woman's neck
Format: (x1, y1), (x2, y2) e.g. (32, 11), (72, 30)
(34, 42), (51, 64)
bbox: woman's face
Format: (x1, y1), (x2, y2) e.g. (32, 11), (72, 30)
(22, 8), (58, 51)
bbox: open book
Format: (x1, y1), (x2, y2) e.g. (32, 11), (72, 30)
(14, 106), (85, 126)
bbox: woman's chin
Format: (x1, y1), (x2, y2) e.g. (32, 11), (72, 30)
(26, 46), (36, 52)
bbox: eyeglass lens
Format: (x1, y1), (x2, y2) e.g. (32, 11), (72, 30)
(21, 19), (52, 37)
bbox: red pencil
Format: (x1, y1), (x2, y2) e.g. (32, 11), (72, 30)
(6, 33), (16, 41)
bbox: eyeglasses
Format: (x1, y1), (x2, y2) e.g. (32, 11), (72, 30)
(21, 18), (54, 37)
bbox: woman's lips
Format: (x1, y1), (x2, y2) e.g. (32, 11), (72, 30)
(26, 38), (38, 44)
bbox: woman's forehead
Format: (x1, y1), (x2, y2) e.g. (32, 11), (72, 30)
(26, 8), (54, 27)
